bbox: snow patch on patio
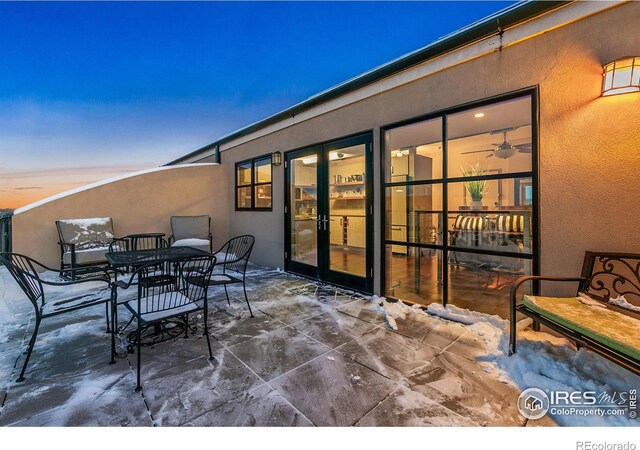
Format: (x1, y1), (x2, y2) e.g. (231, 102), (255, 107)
(373, 295), (639, 426)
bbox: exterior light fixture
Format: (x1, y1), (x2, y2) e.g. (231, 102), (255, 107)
(474, 112), (485, 118)
(602, 57), (640, 96)
(271, 151), (282, 166)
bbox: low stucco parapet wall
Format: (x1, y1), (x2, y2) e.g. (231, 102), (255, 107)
(12, 164), (229, 269)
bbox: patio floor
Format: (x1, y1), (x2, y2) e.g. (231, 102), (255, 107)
(0, 265), (551, 426)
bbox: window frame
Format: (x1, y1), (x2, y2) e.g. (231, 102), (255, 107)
(235, 154), (273, 211)
(380, 87), (540, 307)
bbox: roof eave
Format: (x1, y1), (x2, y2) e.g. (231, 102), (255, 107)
(167, 0), (570, 165)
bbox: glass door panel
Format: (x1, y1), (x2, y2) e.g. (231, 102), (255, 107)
(285, 134), (373, 293)
(289, 151), (319, 270)
(327, 144), (367, 277)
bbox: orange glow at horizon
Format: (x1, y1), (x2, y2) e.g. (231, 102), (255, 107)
(0, 165), (151, 210)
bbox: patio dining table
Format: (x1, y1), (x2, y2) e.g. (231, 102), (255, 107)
(106, 245), (214, 357)
(105, 245), (212, 274)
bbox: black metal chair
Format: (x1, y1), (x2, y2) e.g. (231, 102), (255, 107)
(210, 235), (255, 317)
(112, 254), (216, 391)
(0, 252), (112, 382)
(108, 234), (171, 332)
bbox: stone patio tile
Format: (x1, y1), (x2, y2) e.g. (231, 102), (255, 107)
(270, 350), (397, 426)
(17, 320), (113, 376)
(7, 369), (151, 426)
(337, 327), (440, 381)
(336, 299), (386, 324)
(184, 383), (313, 427)
(389, 309), (467, 348)
(406, 350), (525, 426)
(0, 358), (129, 426)
(143, 349), (263, 426)
(246, 278), (315, 304)
(229, 326), (330, 381)
(282, 283), (320, 297)
(355, 385), (478, 426)
(258, 297), (330, 326)
(207, 310), (287, 347)
(125, 331), (225, 380)
(444, 328), (502, 361)
(292, 310), (378, 348)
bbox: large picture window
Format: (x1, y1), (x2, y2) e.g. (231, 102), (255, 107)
(236, 155), (272, 211)
(383, 92), (537, 319)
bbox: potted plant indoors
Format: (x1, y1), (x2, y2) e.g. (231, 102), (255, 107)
(461, 163), (488, 210)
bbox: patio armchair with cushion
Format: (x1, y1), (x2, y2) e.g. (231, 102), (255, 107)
(509, 251), (640, 375)
(169, 215), (212, 253)
(0, 252), (112, 382)
(210, 235), (255, 317)
(56, 217), (118, 280)
(112, 254), (216, 391)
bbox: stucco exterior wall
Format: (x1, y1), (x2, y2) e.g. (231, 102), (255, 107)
(219, 1), (640, 296)
(12, 164), (229, 269)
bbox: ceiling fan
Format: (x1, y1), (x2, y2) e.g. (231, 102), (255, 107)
(461, 127), (532, 159)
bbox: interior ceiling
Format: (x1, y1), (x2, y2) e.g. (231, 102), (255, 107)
(387, 96), (532, 151)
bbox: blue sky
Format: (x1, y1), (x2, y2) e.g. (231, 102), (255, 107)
(0, 1), (512, 208)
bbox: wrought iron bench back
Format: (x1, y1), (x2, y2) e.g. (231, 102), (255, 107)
(579, 251), (640, 305)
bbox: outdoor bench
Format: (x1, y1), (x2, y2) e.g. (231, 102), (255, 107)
(509, 251), (640, 376)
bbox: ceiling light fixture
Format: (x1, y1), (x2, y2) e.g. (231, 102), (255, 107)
(302, 156), (318, 165)
(474, 112), (485, 118)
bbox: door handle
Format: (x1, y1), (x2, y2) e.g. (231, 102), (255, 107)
(320, 215), (329, 231)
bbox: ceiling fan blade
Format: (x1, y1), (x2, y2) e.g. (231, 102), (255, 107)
(485, 154), (494, 158)
(515, 144), (532, 153)
(461, 149), (494, 155)
(489, 126), (519, 135)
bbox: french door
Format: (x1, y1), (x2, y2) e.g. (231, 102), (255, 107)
(285, 133), (373, 293)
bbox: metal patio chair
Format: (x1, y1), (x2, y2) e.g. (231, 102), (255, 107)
(0, 252), (112, 382)
(169, 215), (213, 253)
(112, 254), (216, 391)
(210, 235), (255, 317)
(108, 233), (172, 332)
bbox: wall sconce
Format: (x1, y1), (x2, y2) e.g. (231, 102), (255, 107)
(271, 151), (282, 166)
(602, 57), (640, 96)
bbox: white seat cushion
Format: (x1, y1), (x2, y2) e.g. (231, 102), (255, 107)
(172, 238), (210, 252)
(211, 274), (232, 282)
(125, 292), (199, 322)
(42, 287), (111, 315)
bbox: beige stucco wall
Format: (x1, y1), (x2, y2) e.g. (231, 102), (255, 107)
(12, 164), (229, 269)
(219, 1), (640, 296)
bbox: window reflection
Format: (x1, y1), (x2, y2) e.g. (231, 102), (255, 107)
(385, 185), (443, 245)
(448, 252), (532, 318)
(447, 96), (532, 178)
(447, 178), (533, 254)
(385, 117), (442, 182)
(383, 93), (535, 319)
